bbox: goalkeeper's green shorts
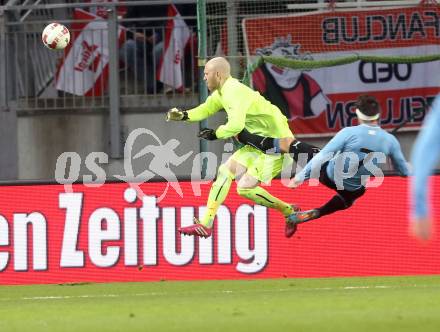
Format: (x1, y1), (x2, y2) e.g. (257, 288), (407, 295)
(231, 145), (292, 184)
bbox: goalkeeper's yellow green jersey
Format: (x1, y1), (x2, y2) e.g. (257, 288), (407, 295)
(186, 77), (293, 140)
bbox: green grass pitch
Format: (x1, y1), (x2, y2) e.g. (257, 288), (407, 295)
(1, 275), (440, 332)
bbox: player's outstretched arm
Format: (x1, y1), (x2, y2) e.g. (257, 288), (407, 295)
(166, 108), (188, 121)
(389, 135), (410, 177)
(410, 96), (440, 241)
(410, 217), (432, 242)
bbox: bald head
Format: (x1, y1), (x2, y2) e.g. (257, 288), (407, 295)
(206, 57), (231, 77)
(204, 57), (231, 92)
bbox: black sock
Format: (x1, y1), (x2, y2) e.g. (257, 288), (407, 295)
(317, 195), (348, 217)
(237, 130), (275, 152)
(289, 140), (321, 163)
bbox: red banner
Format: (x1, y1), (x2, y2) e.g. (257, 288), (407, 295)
(158, 4), (191, 89)
(0, 177), (439, 285)
(243, 6), (440, 136)
(55, 9), (125, 96)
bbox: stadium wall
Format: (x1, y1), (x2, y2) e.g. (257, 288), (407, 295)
(17, 111), (228, 180)
(16, 111), (418, 180)
(0, 176), (439, 285)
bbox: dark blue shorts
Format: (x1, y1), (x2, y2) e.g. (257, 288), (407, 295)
(320, 162), (366, 205)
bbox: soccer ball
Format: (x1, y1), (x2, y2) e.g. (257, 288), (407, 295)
(42, 23), (70, 50)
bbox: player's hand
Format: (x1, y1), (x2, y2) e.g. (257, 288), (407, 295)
(288, 177), (302, 188)
(166, 108), (188, 121)
(198, 128), (217, 141)
(410, 217), (433, 242)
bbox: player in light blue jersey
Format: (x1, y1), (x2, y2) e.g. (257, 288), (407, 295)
(410, 95), (440, 241)
(236, 95), (410, 236)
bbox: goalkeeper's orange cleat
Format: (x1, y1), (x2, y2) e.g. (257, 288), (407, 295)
(288, 209), (320, 224)
(178, 218), (213, 238)
(285, 222), (298, 238)
(285, 205), (300, 238)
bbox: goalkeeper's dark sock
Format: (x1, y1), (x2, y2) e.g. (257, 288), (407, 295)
(289, 140), (321, 163)
(237, 186), (293, 216)
(237, 130), (276, 153)
(317, 195), (348, 217)
(200, 165), (234, 227)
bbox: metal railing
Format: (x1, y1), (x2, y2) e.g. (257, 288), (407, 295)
(2, 0), (425, 112)
(1, 1), (199, 111)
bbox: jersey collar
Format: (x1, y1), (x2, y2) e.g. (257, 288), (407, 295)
(218, 76), (233, 96)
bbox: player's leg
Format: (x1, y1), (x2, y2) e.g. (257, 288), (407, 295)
(317, 188), (366, 217)
(288, 164), (366, 224)
(236, 147), (300, 237)
(236, 129), (320, 162)
(236, 174), (299, 238)
(179, 156), (246, 238)
(288, 140), (321, 164)
(236, 129), (279, 152)
(237, 147), (295, 213)
(292, 188), (366, 224)
(315, 163), (366, 218)
(236, 173), (295, 216)
(199, 159), (245, 227)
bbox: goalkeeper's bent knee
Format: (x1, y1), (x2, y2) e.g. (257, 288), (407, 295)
(236, 186), (254, 199)
(217, 164), (235, 180)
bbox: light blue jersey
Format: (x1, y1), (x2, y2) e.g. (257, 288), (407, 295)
(411, 95), (440, 219)
(296, 124), (409, 191)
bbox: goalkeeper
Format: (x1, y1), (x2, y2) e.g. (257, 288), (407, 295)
(167, 57), (298, 238)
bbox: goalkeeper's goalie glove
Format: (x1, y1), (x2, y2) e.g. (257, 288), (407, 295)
(166, 108), (188, 121)
(198, 128), (217, 141)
